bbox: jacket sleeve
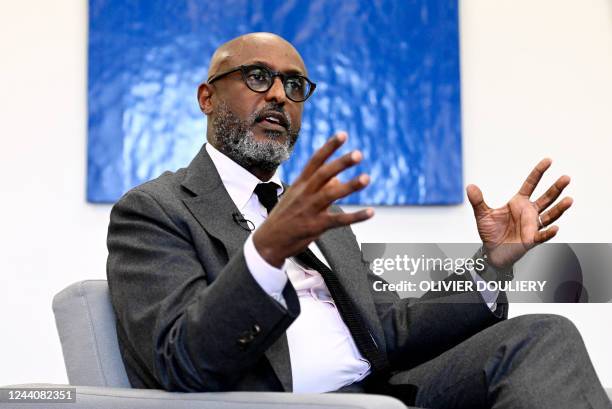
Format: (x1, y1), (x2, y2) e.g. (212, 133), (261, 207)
(106, 188), (300, 392)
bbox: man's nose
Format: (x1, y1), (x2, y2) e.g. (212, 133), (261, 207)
(264, 76), (287, 104)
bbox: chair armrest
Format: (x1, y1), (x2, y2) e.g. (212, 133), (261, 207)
(0, 384), (410, 409)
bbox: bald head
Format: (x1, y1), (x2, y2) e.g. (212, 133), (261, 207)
(207, 32), (307, 80)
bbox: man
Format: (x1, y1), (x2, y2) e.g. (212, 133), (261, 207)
(107, 32), (610, 408)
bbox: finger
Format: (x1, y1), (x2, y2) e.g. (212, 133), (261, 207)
(466, 184), (490, 219)
(539, 197), (573, 226)
(296, 132), (347, 183)
(534, 225), (559, 244)
(518, 158), (552, 197)
(308, 150), (363, 192)
(313, 174), (370, 209)
(534, 175), (571, 212)
(326, 207), (374, 228)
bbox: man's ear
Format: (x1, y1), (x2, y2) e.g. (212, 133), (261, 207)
(197, 83), (214, 114)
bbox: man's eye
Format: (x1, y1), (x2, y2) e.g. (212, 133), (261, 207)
(287, 78), (304, 90)
(248, 70), (268, 82)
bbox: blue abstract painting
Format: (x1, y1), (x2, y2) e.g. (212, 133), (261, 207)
(88, 0), (462, 205)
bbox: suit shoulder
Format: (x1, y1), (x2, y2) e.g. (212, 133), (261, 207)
(111, 168), (192, 218)
(120, 168), (188, 201)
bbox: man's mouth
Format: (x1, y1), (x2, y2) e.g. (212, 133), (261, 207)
(255, 111), (289, 132)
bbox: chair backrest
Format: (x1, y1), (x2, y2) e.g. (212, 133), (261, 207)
(52, 280), (131, 388)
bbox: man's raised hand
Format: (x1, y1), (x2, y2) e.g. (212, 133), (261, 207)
(466, 158), (573, 269)
(253, 132), (373, 268)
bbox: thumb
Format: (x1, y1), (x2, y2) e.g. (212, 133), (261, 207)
(466, 184), (489, 218)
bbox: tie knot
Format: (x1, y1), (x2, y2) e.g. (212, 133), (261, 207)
(254, 182), (280, 214)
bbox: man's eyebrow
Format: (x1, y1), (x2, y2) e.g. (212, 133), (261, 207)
(251, 60), (306, 76)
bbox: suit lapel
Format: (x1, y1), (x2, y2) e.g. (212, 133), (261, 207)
(180, 146), (293, 391)
(182, 192), (249, 264)
(180, 146), (250, 266)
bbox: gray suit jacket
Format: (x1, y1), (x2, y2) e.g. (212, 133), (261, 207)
(106, 145), (508, 393)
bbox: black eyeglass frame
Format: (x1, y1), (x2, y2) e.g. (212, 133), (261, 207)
(207, 64), (316, 102)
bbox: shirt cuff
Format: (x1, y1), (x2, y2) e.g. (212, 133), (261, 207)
(244, 234), (288, 307)
(469, 268), (500, 312)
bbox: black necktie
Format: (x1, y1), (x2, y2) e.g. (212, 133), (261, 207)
(253, 182), (388, 374)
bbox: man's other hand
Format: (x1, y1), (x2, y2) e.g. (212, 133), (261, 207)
(467, 158), (573, 269)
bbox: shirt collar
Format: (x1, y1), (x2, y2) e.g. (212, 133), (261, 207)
(205, 143), (284, 211)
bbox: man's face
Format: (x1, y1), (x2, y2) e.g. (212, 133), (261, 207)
(206, 36), (307, 173)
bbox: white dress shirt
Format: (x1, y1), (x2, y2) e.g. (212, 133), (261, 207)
(204, 142), (498, 392)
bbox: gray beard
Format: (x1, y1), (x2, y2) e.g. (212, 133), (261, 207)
(211, 102), (299, 173)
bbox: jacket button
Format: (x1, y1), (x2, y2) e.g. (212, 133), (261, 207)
(237, 331), (257, 349)
(237, 337), (250, 349)
(252, 324), (261, 334)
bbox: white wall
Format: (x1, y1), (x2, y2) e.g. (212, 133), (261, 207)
(1, 0), (611, 388)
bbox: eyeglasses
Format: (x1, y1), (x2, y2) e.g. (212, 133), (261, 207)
(207, 64), (316, 102)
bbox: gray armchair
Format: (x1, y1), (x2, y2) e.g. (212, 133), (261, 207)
(0, 280), (406, 409)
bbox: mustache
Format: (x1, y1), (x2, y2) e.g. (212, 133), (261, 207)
(251, 104), (291, 130)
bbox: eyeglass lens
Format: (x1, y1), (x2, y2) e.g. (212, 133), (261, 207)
(244, 66), (310, 101)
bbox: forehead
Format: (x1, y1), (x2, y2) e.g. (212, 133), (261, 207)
(221, 36), (307, 75)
